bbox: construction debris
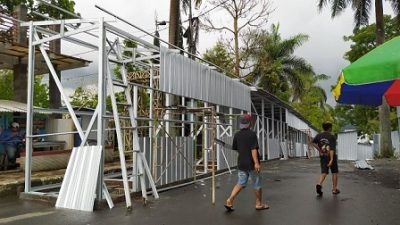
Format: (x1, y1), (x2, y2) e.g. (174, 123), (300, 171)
(355, 160), (374, 170)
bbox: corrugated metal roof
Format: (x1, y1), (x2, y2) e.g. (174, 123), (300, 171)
(0, 100), (50, 114)
(56, 146), (102, 211)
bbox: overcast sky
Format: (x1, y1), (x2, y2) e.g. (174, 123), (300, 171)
(55, 0), (395, 106)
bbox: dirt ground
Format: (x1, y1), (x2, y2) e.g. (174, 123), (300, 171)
(353, 158), (400, 190)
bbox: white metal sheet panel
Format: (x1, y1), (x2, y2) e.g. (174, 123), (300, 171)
(391, 131), (400, 155)
(303, 144), (308, 157)
(285, 109), (311, 131)
(56, 146), (102, 212)
(338, 132), (357, 160)
(218, 136), (237, 169)
(295, 143), (303, 157)
(357, 144), (374, 160)
(160, 47), (251, 111)
(268, 138), (280, 159)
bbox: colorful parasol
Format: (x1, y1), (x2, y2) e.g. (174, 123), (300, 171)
(333, 36), (400, 106)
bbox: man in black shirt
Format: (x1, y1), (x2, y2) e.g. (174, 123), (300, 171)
(224, 114), (269, 212)
(312, 121), (340, 196)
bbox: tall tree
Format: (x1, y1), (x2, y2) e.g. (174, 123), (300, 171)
(203, 0), (272, 78)
(318, 0), (400, 157)
(293, 73), (332, 129)
(344, 15), (400, 63)
(169, 0), (182, 49)
(295, 73), (329, 107)
(245, 25), (313, 102)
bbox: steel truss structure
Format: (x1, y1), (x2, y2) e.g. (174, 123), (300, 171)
(20, 10), (318, 211)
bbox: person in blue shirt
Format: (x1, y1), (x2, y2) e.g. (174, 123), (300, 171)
(0, 122), (23, 169)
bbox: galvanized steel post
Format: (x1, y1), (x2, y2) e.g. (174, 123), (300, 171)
(25, 21), (34, 192)
(96, 17), (106, 201)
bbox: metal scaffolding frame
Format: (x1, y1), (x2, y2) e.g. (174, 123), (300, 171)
(20, 16), (241, 209)
(19, 7), (318, 210)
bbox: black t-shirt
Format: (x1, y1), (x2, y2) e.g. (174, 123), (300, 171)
(312, 131), (337, 155)
(232, 128), (260, 171)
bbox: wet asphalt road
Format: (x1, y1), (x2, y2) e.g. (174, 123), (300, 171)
(0, 158), (399, 225)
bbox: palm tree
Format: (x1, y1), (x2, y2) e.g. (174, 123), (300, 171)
(295, 73), (329, 109)
(318, 0), (399, 157)
(246, 24), (313, 101)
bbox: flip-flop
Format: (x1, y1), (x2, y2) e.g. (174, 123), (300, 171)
(224, 204), (234, 212)
(255, 204), (269, 210)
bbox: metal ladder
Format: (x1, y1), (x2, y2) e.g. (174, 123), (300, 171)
(106, 38), (159, 209)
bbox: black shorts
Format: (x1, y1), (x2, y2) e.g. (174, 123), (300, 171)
(320, 154), (338, 174)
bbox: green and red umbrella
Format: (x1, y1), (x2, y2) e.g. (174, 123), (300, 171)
(333, 36), (400, 106)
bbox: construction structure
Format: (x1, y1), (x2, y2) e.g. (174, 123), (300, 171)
(0, 3), (318, 212)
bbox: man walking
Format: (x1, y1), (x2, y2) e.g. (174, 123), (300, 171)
(224, 114), (269, 212)
(312, 121), (340, 196)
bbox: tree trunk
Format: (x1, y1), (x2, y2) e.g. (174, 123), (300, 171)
(12, 4), (27, 104)
(49, 24), (62, 114)
(375, 0), (393, 157)
(375, 0), (384, 45)
(168, 0), (180, 48)
(188, 1), (195, 58)
(233, 16), (240, 77)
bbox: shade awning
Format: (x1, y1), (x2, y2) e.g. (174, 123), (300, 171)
(0, 100), (50, 114)
(343, 36), (400, 84)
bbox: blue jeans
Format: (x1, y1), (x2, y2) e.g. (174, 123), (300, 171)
(4, 145), (17, 165)
(237, 170), (262, 189)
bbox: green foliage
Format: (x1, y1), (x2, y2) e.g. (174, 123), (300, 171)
(0, 0), (34, 12)
(332, 104), (398, 135)
(0, 70), (13, 100)
(69, 86), (127, 112)
(0, 0), (78, 18)
(292, 72), (332, 129)
(36, 0), (79, 19)
(203, 41), (235, 76)
(70, 86), (98, 109)
(0, 70), (48, 107)
(333, 105), (379, 135)
(343, 15), (400, 63)
(33, 75), (49, 108)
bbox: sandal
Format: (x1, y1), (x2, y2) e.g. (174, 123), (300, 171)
(255, 204), (270, 210)
(224, 204), (234, 212)
(332, 189), (340, 195)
